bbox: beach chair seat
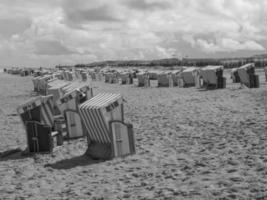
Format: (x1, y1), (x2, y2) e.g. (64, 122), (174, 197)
(79, 93), (135, 159)
(109, 120), (135, 157)
(25, 121), (62, 153)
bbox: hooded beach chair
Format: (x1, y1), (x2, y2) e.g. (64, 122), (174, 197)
(32, 76), (41, 92)
(37, 75), (54, 95)
(230, 68), (241, 83)
(199, 65), (226, 89)
(180, 67), (198, 87)
(79, 93), (135, 159)
(118, 71), (130, 85)
(57, 85), (93, 139)
(264, 67), (267, 81)
(134, 72), (150, 87)
(47, 80), (70, 115)
(81, 71), (88, 81)
(168, 70), (181, 87)
(17, 95), (63, 153)
(157, 72), (169, 87)
(237, 63), (259, 88)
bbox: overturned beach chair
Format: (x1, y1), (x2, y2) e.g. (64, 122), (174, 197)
(79, 93), (135, 159)
(199, 66), (226, 89)
(17, 95), (63, 153)
(58, 85), (93, 139)
(237, 63), (259, 88)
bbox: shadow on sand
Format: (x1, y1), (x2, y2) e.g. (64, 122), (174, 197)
(0, 148), (30, 161)
(44, 154), (105, 170)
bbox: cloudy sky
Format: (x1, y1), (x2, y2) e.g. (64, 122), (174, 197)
(0, 0), (267, 67)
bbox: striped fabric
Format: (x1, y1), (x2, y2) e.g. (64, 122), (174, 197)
(17, 95), (55, 127)
(57, 89), (81, 111)
(47, 79), (66, 88)
(57, 83), (92, 114)
(62, 81), (92, 97)
(79, 93), (123, 144)
(47, 81), (70, 110)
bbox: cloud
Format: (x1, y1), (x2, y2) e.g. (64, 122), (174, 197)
(0, 18), (32, 38)
(124, 0), (171, 11)
(64, 5), (121, 25)
(62, 0), (123, 28)
(0, 0), (267, 67)
(221, 38), (265, 51)
(34, 40), (75, 55)
(190, 38), (265, 53)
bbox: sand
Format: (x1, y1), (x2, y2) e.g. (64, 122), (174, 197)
(0, 69), (266, 199)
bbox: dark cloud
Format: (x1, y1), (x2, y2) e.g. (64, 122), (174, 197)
(63, 4), (121, 28)
(34, 40), (75, 55)
(0, 18), (31, 38)
(124, 0), (171, 11)
(68, 6), (120, 22)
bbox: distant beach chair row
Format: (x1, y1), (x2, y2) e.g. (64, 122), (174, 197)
(92, 63), (264, 89)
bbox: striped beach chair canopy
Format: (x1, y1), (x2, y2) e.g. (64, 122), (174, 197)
(79, 93), (123, 144)
(17, 95), (55, 128)
(62, 81), (91, 94)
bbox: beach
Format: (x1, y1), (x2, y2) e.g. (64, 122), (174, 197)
(0, 70), (267, 199)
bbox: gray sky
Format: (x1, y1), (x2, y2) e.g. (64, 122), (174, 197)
(0, 0), (267, 67)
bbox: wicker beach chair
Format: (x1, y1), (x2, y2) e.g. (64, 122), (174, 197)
(237, 63), (259, 88)
(17, 95), (63, 153)
(57, 85), (93, 139)
(79, 93), (135, 159)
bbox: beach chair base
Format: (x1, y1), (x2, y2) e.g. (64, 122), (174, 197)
(64, 109), (86, 139)
(86, 142), (112, 160)
(217, 77), (226, 89)
(26, 121), (62, 153)
(250, 74), (260, 88)
(110, 120), (135, 158)
(85, 121), (135, 159)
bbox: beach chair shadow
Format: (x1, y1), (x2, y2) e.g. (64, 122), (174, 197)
(0, 148), (30, 162)
(44, 154), (104, 170)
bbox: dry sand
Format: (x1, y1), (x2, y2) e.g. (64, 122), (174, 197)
(0, 69), (266, 199)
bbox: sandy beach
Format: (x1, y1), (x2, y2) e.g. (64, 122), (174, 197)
(0, 70), (267, 200)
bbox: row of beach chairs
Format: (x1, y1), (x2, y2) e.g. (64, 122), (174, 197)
(17, 72), (136, 160)
(95, 63), (263, 89)
(97, 66), (227, 89)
